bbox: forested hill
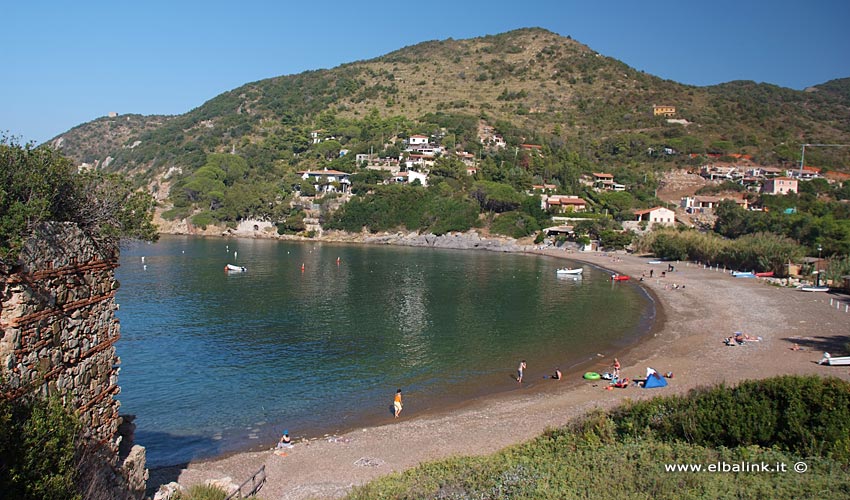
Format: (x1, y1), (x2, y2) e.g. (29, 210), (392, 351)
(51, 28), (850, 180)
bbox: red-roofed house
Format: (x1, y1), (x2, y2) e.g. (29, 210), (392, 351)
(633, 207), (675, 226)
(542, 195), (587, 213)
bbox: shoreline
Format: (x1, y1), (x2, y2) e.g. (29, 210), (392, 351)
(148, 238), (850, 499)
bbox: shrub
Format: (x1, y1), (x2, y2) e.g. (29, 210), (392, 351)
(0, 395), (83, 500)
(175, 484), (229, 500)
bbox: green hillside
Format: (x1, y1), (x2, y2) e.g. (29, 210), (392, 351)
(51, 28), (850, 175)
(45, 28), (850, 248)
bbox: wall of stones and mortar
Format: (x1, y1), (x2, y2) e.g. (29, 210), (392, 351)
(0, 222), (147, 499)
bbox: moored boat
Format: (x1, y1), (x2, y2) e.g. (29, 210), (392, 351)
(225, 264), (247, 272)
(799, 286), (829, 292)
(556, 268), (583, 275)
(611, 274), (630, 281)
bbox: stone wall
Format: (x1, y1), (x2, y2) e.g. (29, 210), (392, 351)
(0, 222), (146, 499)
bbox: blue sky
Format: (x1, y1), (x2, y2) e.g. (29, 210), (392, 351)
(3, 0), (849, 144)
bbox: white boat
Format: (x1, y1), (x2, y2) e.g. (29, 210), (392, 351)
(225, 264), (247, 272)
(732, 271), (755, 278)
(799, 286), (829, 292)
(827, 356), (850, 366)
(556, 268), (583, 275)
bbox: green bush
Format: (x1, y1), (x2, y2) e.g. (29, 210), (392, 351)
(637, 228), (805, 274)
(490, 211), (540, 238)
(608, 376), (850, 461)
(0, 395), (83, 500)
(0, 139), (158, 260)
(175, 484), (229, 500)
(190, 212), (215, 229)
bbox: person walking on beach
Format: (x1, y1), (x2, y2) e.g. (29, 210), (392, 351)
(393, 388), (403, 418)
(517, 360), (527, 383)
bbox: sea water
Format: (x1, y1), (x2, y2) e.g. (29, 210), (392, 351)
(115, 236), (652, 467)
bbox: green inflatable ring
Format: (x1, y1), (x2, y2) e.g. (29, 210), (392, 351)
(583, 372), (601, 380)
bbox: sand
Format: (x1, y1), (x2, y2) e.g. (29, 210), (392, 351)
(151, 250), (850, 499)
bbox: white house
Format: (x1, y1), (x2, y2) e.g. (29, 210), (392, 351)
(633, 207), (675, 226)
(298, 169), (352, 194)
(408, 134), (429, 146)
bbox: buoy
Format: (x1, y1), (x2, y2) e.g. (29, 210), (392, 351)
(141, 256), (145, 263)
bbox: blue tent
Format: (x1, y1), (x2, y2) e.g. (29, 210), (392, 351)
(643, 369), (668, 389)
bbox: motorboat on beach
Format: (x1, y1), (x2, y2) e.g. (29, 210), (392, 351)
(556, 268), (583, 276)
(611, 274), (630, 281)
(731, 271), (756, 278)
(799, 286), (829, 292)
(225, 264), (247, 273)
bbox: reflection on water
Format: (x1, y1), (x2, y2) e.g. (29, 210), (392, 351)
(115, 236), (652, 466)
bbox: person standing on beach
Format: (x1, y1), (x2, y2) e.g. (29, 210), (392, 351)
(613, 358), (621, 379)
(393, 389), (403, 418)
(517, 360), (527, 383)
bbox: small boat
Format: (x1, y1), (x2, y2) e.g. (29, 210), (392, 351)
(556, 268), (583, 275)
(799, 286), (829, 292)
(611, 274), (630, 281)
(225, 264), (247, 272)
(755, 271), (774, 277)
(827, 356), (850, 366)
(732, 271), (755, 278)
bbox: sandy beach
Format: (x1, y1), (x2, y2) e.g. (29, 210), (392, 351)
(152, 249), (850, 499)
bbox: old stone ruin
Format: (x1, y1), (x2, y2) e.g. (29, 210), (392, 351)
(0, 222), (147, 499)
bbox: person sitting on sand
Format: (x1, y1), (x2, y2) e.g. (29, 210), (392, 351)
(552, 368), (562, 380)
(724, 337), (737, 346)
(277, 430), (293, 449)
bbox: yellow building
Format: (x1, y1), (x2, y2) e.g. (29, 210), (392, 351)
(652, 105), (676, 117)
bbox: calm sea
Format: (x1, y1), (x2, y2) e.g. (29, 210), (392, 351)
(114, 235), (653, 467)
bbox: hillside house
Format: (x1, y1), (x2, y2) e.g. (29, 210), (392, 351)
(390, 170), (428, 187)
(761, 177), (797, 195)
(408, 134), (429, 146)
(455, 151), (476, 166)
(298, 169), (352, 194)
(633, 207), (675, 226)
(531, 184), (557, 193)
(542, 195), (587, 213)
(680, 195), (748, 214)
(699, 165), (742, 181)
(403, 154), (436, 170)
(592, 172), (625, 191)
(787, 166), (821, 180)
(652, 105), (676, 117)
